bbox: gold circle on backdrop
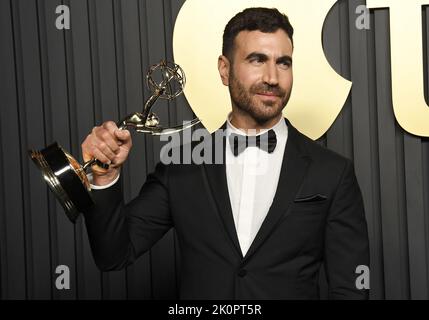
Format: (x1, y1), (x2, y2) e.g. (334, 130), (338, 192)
(173, 0), (352, 140)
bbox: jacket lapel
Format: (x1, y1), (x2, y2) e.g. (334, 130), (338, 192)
(202, 122), (243, 259)
(242, 119), (312, 262)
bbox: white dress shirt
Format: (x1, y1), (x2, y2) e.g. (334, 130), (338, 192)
(225, 115), (288, 256)
(90, 115), (288, 256)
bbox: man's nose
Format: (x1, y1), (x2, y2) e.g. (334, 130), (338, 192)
(262, 62), (279, 86)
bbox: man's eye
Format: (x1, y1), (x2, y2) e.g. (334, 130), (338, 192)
(250, 58), (264, 64)
(279, 61), (291, 69)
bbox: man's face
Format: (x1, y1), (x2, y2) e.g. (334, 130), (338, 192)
(219, 29), (294, 124)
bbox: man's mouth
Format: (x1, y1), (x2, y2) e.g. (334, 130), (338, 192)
(258, 92), (277, 96)
(256, 92), (281, 98)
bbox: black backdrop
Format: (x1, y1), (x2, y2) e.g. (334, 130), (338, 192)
(1, 0), (429, 300)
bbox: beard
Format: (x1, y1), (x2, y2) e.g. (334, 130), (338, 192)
(228, 70), (291, 125)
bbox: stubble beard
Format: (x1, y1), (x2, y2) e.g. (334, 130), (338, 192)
(228, 70), (291, 126)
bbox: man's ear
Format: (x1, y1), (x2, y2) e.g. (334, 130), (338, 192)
(218, 55), (230, 86)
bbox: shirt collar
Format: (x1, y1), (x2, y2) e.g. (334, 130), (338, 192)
(226, 112), (288, 139)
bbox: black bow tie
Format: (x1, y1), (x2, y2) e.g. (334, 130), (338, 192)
(229, 129), (277, 156)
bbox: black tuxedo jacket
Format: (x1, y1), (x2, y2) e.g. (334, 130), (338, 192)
(83, 118), (370, 299)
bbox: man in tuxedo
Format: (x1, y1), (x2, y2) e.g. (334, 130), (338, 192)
(82, 7), (370, 299)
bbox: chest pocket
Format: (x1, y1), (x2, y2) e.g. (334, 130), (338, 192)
(289, 194), (330, 217)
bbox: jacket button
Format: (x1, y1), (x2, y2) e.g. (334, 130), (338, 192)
(237, 269), (247, 277)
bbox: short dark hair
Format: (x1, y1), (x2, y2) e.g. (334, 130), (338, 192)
(222, 7), (294, 60)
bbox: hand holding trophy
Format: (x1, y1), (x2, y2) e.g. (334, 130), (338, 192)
(29, 60), (200, 223)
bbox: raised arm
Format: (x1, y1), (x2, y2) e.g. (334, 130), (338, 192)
(81, 121), (173, 271)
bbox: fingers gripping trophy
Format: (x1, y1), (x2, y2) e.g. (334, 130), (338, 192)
(29, 60), (200, 223)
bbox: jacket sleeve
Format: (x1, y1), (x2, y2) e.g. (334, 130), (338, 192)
(83, 162), (173, 271)
(324, 160), (370, 299)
